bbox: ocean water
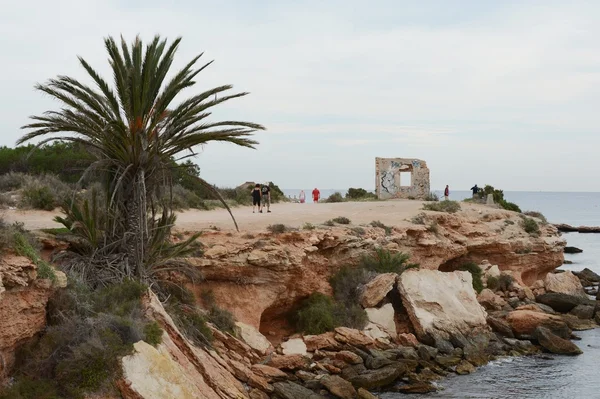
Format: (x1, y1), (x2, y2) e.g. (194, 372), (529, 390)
(285, 189), (600, 398)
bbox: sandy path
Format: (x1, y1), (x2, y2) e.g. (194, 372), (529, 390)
(2, 200), (426, 232)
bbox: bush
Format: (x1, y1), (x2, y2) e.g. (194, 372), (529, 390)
(411, 213), (426, 225)
(329, 266), (370, 304)
(267, 224), (287, 234)
(422, 200), (461, 213)
(303, 223), (316, 230)
(424, 192), (439, 202)
(332, 302), (368, 330)
(332, 216), (351, 225)
(360, 248), (419, 274)
(143, 321), (163, 346)
(524, 211), (547, 224)
(0, 172), (27, 192)
(521, 217), (540, 236)
(13, 231), (56, 282)
(324, 220), (335, 227)
(486, 275), (499, 290)
(201, 289), (236, 334)
(325, 192), (344, 203)
(295, 293), (336, 335)
(0, 377), (61, 399)
(350, 227), (366, 236)
(21, 185), (56, 210)
(457, 262), (483, 293)
(370, 220), (392, 236)
(498, 274), (515, 292)
(426, 222), (439, 235)
(346, 188), (377, 201)
(500, 200), (522, 213)
(504, 219), (515, 225)
(166, 184), (205, 210)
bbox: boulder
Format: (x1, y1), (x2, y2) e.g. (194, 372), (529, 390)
(304, 332), (341, 352)
(362, 323), (390, 341)
(360, 273), (397, 308)
(564, 246), (583, 254)
(272, 381), (326, 399)
(561, 314), (598, 331)
(544, 271), (588, 299)
(365, 304), (396, 337)
(397, 270), (488, 343)
(204, 244), (229, 258)
(477, 289), (508, 310)
(335, 351), (364, 365)
(268, 354), (310, 370)
(347, 363), (407, 390)
(534, 326), (583, 356)
(320, 375), (357, 399)
(569, 304), (595, 320)
(397, 382), (437, 394)
(357, 387), (379, 399)
(251, 364), (288, 382)
(536, 293), (593, 313)
(455, 360), (476, 375)
(484, 265), (501, 279)
(335, 327), (375, 347)
(235, 322), (273, 355)
(575, 268), (600, 283)
(397, 333), (419, 347)
(281, 338), (307, 356)
(249, 389), (270, 399)
(486, 316), (514, 338)
(506, 310), (570, 338)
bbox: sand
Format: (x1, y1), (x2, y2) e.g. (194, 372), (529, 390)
(2, 199), (428, 232)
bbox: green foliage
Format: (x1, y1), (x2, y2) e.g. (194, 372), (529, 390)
(524, 211), (547, 224)
(346, 188), (377, 201)
(0, 377), (61, 399)
(267, 224), (287, 234)
(332, 216), (351, 225)
(457, 262), (483, 293)
(325, 192), (344, 203)
(201, 289), (236, 334)
(333, 303), (369, 330)
(370, 220), (392, 235)
(21, 185), (55, 210)
(296, 293), (336, 335)
(324, 220), (335, 227)
(360, 247), (419, 274)
(422, 200), (461, 213)
(411, 213), (426, 225)
(144, 321), (164, 346)
(13, 231), (56, 282)
(424, 192), (439, 202)
(329, 266), (370, 304)
(500, 201), (522, 213)
(350, 227), (366, 236)
(166, 301), (213, 346)
(521, 217), (540, 236)
(482, 185), (522, 213)
(486, 275), (499, 290)
(498, 274), (515, 292)
(504, 219), (515, 225)
(426, 222), (439, 235)
(303, 222), (316, 230)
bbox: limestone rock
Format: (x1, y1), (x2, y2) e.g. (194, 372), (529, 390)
(397, 382), (437, 394)
(360, 273), (397, 308)
(477, 289), (507, 310)
(561, 314), (598, 331)
(486, 316), (514, 338)
(272, 381), (326, 399)
(320, 375), (357, 399)
(204, 244), (229, 258)
(534, 326), (582, 356)
(397, 269), (488, 343)
(357, 387), (379, 399)
(335, 327), (375, 347)
(575, 268), (600, 283)
(536, 293), (593, 313)
(304, 332), (341, 352)
(569, 304), (595, 320)
(347, 363), (406, 390)
(544, 271), (588, 299)
(268, 354), (310, 370)
(506, 310), (569, 338)
(251, 364), (288, 382)
(365, 304), (396, 337)
(235, 322), (273, 355)
(335, 350), (363, 365)
(363, 323), (390, 341)
(455, 360), (476, 375)
(281, 338), (307, 356)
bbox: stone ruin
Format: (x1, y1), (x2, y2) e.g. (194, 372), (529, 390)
(375, 157), (430, 200)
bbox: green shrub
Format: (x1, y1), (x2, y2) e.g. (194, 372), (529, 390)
(303, 222), (316, 230)
(346, 188), (377, 201)
(13, 231), (56, 282)
(411, 213), (426, 225)
(325, 192), (344, 203)
(504, 219), (515, 225)
(486, 275), (499, 290)
(267, 224), (287, 234)
(0, 172), (27, 192)
(524, 211), (547, 224)
(426, 222), (439, 235)
(329, 266), (370, 304)
(360, 248), (419, 274)
(350, 227), (366, 236)
(500, 200), (522, 213)
(201, 289), (236, 334)
(498, 274), (515, 292)
(422, 200), (461, 213)
(21, 185), (56, 210)
(333, 303), (368, 330)
(424, 192), (439, 202)
(143, 321), (164, 346)
(457, 262), (483, 293)
(324, 219), (335, 227)
(332, 216), (351, 225)
(521, 217), (540, 236)
(0, 377), (61, 399)
(296, 293), (336, 334)
(370, 220), (392, 235)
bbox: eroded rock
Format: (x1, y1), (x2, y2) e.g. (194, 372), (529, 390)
(360, 273), (397, 308)
(544, 271), (588, 299)
(534, 327), (582, 356)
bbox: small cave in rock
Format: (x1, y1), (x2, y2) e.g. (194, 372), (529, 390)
(258, 300), (299, 346)
(387, 284), (415, 336)
(438, 255), (475, 272)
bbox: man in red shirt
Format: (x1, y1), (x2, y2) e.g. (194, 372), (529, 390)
(312, 188), (320, 203)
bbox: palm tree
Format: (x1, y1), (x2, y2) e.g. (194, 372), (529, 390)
(19, 36), (264, 282)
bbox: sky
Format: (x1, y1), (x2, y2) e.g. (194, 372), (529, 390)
(1, 0), (600, 191)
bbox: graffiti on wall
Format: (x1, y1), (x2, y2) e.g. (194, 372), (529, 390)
(380, 169), (397, 194)
(375, 157), (430, 200)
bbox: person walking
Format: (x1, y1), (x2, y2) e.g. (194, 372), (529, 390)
(312, 188), (320, 203)
(444, 185), (450, 200)
(261, 182), (271, 213)
(251, 183), (262, 213)
(299, 190), (306, 203)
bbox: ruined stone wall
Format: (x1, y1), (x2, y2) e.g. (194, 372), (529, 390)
(375, 158), (430, 200)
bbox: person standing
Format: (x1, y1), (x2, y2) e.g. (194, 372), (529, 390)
(470, 184), (479, 198)
(299, 190), (306, 203)
(444, 185), (450, 200)
(312, 188), (320, 203)
(261, 182), (271, 213)
(251, 183), (262, 213)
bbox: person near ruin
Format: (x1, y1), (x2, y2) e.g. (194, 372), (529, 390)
(251, 183), (262, 213)
(299, 190), (306, 203)
(261, 182), (271, 213)
(471, 184), (479, 198)
(312, 188), (320, 203)
(444, 185), (450, 200)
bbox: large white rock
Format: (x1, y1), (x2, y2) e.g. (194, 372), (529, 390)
(397, 269), (488, 341)
(235, 321), (273, 355)
(281, 338), (307, 356)
(544, 271), (588, 299)
(365, 303), (397, 337)
(363, 323), (390, 341)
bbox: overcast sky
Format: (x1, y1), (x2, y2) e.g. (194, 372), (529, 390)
(2, 1), (599, 191)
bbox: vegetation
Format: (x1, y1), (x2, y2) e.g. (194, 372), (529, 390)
(411, 213), (426, 225)
(481, 185), (522, 213)
(325, 192), (344, 203)
(498, 274), (515, 292)
(523, 211), (547, 224)
(295, 293), (337, 334)
(521, 217), (540, 236)
(350, 226), (366, 236)
(422, 200), (461, 213)
(370, 220), (392, 235)
(332, 216), (351, 225)
(13, 230), (56, 282)
(302, 222), (316, 230)
(267, 224), (287, 234)
(486, 275), (499, 290)
(324, 219), (335, 227)
(360, 247), (419, 274)
(457, 262), (483, 293)
(201, 290), (236, 334)
(426, 221), (439, 235)
(346, 188), (377, 201)
(424, 192), (439, 202)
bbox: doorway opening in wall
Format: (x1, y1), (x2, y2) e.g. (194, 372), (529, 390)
(400, 172), (412, 187)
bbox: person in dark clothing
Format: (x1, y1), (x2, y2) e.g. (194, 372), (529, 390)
(261, 183), (271, 213)
(471, 184), (479, 198)
(251, 183), (262, 213)
(444, 185), (450, 200)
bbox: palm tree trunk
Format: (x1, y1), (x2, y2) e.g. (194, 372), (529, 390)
(125, 172), (146, 278)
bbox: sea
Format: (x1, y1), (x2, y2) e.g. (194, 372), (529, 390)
(284, 189), (600, 399)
